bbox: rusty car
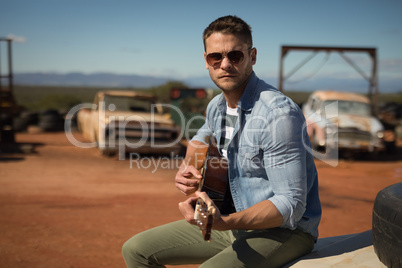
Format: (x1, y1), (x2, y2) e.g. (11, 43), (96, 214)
(77, 90), (182, 157)
(302, 90), (385, 155)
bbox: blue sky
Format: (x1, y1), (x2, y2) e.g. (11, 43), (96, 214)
(1, 0), (402, 92)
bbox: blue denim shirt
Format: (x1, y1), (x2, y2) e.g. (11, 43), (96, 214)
(192, 72), (321, 239)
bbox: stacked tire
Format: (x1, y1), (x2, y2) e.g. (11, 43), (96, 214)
(372, 182), (402, 267)
(13, 111), (39, 132)
(38, 110), (64, 132)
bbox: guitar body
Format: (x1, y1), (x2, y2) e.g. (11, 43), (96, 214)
(199, 135), (228, 210)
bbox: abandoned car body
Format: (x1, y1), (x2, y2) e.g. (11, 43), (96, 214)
(302, 90), (385, 155)
(77, 90), (181, 156)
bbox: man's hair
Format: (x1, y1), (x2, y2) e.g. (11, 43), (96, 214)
(203, 15), (253, 51)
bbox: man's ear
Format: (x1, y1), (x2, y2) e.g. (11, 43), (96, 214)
(204, 52), (209, 69)
(251, 48), (257, 65)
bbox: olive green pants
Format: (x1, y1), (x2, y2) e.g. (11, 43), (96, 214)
(122, 220), (314, 268)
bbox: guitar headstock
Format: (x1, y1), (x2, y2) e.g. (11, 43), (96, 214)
(194, 198), (213, 241)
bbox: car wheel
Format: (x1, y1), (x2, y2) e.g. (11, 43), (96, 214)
(372, 182), (402, 267)
(100, 148), (116, 157)
(312, 132), (323, 152)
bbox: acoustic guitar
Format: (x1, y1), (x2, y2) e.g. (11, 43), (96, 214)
(194, 136), (228, 241)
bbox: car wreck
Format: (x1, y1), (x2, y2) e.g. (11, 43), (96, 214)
(302, 90), (385, 156)
(77, 90), (182, 157)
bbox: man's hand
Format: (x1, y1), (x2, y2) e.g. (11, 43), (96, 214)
(178, 191), (225, 229)
(175, 140), (208, 195)
(178, 196), (198, 224)
(175, 164), (202, 195)
(194, 191), (225, 230)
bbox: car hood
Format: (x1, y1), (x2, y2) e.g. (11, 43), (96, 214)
(329, 114), (383, 133)
(104, 110), (174, 125)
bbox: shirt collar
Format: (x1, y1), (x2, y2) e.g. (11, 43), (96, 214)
(238, 71), (258, 112)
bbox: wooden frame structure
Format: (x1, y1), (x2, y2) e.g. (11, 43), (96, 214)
(278, 45), (378, 112)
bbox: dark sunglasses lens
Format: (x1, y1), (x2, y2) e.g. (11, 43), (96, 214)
(207, 53), (222, 66)
(227, 51), (244, 64)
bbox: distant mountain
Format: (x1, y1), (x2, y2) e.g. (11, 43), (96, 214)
(14, 72), (171, 88)
(13, 72), (401, 93)
(13, 72), (220, 89)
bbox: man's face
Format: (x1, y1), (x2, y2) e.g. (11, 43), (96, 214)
(204, 32), (256, 93)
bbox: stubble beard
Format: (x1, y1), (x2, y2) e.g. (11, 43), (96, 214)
(211, 68), (253, 94)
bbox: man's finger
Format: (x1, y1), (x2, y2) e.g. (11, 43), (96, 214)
(195, 191), (214, 207)
(181, 165), (202, 179)
(176, 183), (198, 195)
(176, 176), (200, 187)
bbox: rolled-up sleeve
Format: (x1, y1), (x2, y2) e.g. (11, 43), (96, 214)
(262, 106), (308, 230)
(190, 96), (219, 145)
(191, 121), (213, 145)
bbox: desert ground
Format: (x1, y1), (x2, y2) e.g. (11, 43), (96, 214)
(1, 131), (401, 268)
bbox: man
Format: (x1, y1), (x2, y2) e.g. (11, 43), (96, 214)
(122, 15), (321, 267)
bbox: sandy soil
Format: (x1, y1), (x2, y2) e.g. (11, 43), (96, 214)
(0, 132), (401, 268)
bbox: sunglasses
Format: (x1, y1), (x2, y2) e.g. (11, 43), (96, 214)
(206, 48), (252, 67)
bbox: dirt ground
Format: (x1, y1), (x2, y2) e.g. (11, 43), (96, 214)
(0, 131), (401, 268)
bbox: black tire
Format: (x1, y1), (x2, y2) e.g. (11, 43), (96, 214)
(13, 117), (28, 132)
(372, 182), (402, 268)
(13, 111), (39, 132)
(100, 148), (116, 157)
(38, 110), (64, 131)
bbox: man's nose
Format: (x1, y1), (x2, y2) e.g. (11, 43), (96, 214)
(220, 56), (233, 70)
